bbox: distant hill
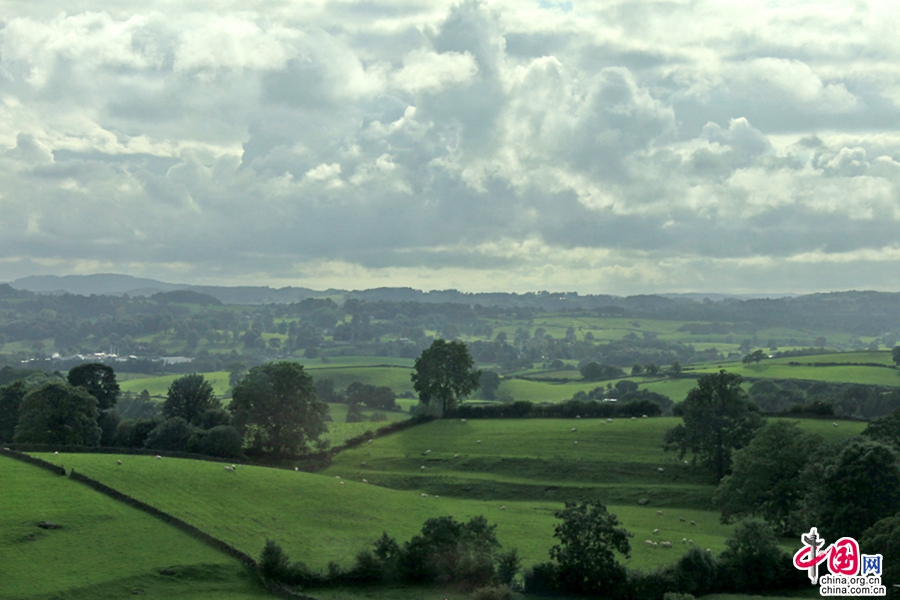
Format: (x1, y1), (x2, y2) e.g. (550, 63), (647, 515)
(10, 274), (186, 296)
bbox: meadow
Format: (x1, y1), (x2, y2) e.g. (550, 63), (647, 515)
(0, 456), (265, 600)
(32, 417), (865, 579)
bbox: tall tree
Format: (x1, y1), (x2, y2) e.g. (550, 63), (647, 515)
(0, 380), (27, 442)
(714, 421), (821, 535)
(67, 363), (120, 411)
(229, 361), (328, 455)
(163, 373), (220, 424)
(411, 339), (481, 414)
(549, 500), (631, 596)
(14, 381), (101, 446)
(804, 437), (900, 540)
(664, 370), (765, 481)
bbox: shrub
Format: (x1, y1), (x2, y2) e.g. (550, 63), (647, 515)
(495, 548), (521, 585)
(144, 417), (195, 452)
(201, 425), (243, 458)
(472, 585), (513, 600)
(523, 562), (557, 595)
(259, 539), (290, 581)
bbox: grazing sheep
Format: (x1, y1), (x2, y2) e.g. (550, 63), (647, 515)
(425, 449), (431, 454)
(477, 440), (482, 444)
(294, 467), (299, 471)
(155, 455), (162, 460)
(420, 466), (425, 470)
(461, 419), (467, 422)
(116, 460), (122, 465)
(657, 510), (663, 515)
(434, 495), (439, 499)
(682, 538), (687, 544)
(607, 418), (613, 422)
(657, 467), (664, 472)
(500, 505), (506, 510)
(576, 415), (581, 419)
(453, 453), (459, 458)
(661, 542), (672, 548)
(224, 466), (234, 472)
(3, 447), (10, 451)
(574, 441), (578, 445)
(645, 540), (654, 546)
(362, 479), (368, 483)
(690, 521), (696, 526)
(653, 542), (658, 547)
(340, 481), (344, 485)
(571, 428), (577, 432)
(642, 414), (648, 418)
(706, 549), (711, 552)
(679, 517), (685, 522)
(684, 460), (689, 464)
(421, 493), (428, 497)
(231, 464), (236, 469)
(653, 529), (659, 534)
(631, 416), (636, 420)
(688, 540), (694, 545)
(54, 451), (59, 455)
(335, 476), (341, 479)
(833, 422), (838, 427)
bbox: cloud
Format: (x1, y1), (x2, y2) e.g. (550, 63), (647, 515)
(1, 0), (900, 294)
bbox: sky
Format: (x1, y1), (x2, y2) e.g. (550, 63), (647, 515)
(1, 0), (899, 295)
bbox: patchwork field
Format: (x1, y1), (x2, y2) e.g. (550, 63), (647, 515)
(31, 417), (865, 579)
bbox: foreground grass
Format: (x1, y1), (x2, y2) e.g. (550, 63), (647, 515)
(0, 457), (262, 600)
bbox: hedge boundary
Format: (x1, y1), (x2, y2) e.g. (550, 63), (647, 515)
(0, 446), (66, 476)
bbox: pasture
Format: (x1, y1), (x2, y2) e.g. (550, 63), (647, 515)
(32, 417), (864, 578)
(689, 362), (900, 386)
(119, 371), (232, 399)
(0, 456), (263, 600)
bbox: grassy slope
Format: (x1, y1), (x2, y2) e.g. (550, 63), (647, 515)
(690, 362), (900, 386)
(32, 418), (864, 577)
(0, 457), (264, 600)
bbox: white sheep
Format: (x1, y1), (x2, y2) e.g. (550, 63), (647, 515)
(607, 418), (612, 422)
(574, 441), (578, 445)
(340, 481), (344, 485)
(679, 517), (685, 522)
(461, 419), (467, 422)
(116, 460), (122, 465)
(425, 449), (431, 454)
(575, 415), (581, 419)
(571, 428), (577, 432)
(657, 467), (664, 472)
(642, 414), (648, 418)
(657, 510), (663, 515)
(434, 495), (440, 499)
(682, 538), (687, 544)
(688, 540), (694, 545)
(661, 542), (672, 548)
(500, 505), (506, 510)
(453, 453), (459, 458)
(833, 422), (838, 427)
(421, 493), (428, 497)
(362, 479), (368, 483)
(631, 416), (636, 421)
(335, 475), (341, 479)
(156, 455), (162, 460)
(476, 440), (482, 444)
(690, 520), (696, 526)
(653, 528), (659, 534)
(295, 467), (299, 471)
(420, 466), (425, 470)
(224, 466), (234, 472)
(54, 451), (59, 455)
(645, 540), (654, 546)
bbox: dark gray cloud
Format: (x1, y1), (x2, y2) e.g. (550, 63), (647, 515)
(1, 0), (899, 294)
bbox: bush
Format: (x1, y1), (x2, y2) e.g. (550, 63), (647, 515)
(495, 548), (521, 585)
(144, 417), (195, 452)
(672, 547), (717, 596)
(717, 519), (796, 592)
(523, 562), (557, 595)
(260, 539), (290, 581)
(201, 425), (243, 458)
(471, 585), (513, 600)
(115, 417), (161, 448)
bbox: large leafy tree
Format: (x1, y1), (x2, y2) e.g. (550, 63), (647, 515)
(714, 421), (822, 535)
(229, 361), (328, 456)
(13, 381), (101, 446)
(804, 437), (900, 540)
(860, 514), (900, 599)
(0, 380), (28, 442)
(66, 363), (120, 411)
(549, 499), (632, 596)
(664, 370), (764, 481)
(163, 373), (220, 424)
(411, 339), (481, 414)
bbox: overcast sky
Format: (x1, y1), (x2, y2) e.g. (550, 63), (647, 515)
(1, 0), (899, 294)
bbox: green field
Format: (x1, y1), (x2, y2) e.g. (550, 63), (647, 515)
(690, 362), (900, 386)
(0, 456), (265, 600)
(30, 417), (864, 580)
(120, 371), (232, 399)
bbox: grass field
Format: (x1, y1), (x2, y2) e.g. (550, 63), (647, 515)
(690, 362), (900, 386)
(119, 371), (232, 399)
(31, 417), (863, 579)
(0, 456), (265, 600)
